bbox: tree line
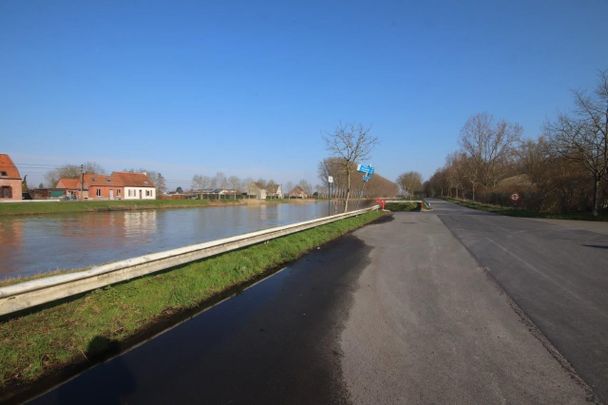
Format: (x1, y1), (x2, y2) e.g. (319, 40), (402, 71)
(191, 172), (314, 196)
(425, 71), (608, 216)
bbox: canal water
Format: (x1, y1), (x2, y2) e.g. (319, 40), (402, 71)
(0, 202), (342, 279)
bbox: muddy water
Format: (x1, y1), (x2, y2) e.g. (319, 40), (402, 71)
(0, 202), (338, 279)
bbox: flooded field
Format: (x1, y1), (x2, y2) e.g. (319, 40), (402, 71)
(0, 202), (343, 279)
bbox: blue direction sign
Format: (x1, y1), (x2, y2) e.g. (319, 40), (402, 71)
(357, 164), (375, 182)
(357, 164), (375, 175)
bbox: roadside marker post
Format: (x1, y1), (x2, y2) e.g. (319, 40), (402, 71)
(510, 192), (520, 207)
(328, 176), (334, 216)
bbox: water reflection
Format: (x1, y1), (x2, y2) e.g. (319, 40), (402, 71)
(124, 211), (157, 239)
(0, 220), (22, 247)
(0, 202), (331, 279)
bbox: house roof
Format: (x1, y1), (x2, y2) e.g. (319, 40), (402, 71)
(56, 172), (154, 189)
(288, 186), (307, 195)
(111, 172), (155, 188)
(84, 173), (122, 187)
(249, 182), (266, 192)
(266, 184), (281, 194)
(56, 178), (82, 189)
(0, 154), (21, 179)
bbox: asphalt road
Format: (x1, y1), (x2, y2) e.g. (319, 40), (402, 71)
(433, 199), (608, 402)
(30, 207), (598, 404)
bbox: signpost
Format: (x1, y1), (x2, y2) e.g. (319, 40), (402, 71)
(328, 176), (334, 215)
(510, 193), (520, 207)
(357, 164), (375, 177)
(355, 164), (375, 209)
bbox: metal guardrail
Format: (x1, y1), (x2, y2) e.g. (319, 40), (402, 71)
(0, 205), (379, 317)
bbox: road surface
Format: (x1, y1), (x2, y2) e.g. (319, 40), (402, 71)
(30, 204), (601, 404)
(433, 199), (608, 402)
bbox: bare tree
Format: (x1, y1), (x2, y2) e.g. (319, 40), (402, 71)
(548, 71), (608, 216)
(153, 173), (167, 194)
(191, 174), (211, 191)
(297, 179), (312, 195)
(228, 176), (241, 199)
(284, 181), (294, 195)
(324, 123), (378, 211)
(459, 113), (522, 195)
(396, 171), (423, 197)
(212, 172), (228, 189)
(45, 162), (104, 187)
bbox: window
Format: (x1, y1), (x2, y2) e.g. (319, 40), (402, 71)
(146, 190), (151, 196)
(0, 171), (7, 176)
(96, 189), (101, 197)
(0, 186), (12, 198)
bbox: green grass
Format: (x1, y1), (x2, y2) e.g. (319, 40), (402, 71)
(385, 202), (420, 212)
(0, 210), (384, 399)
(0, 199), (249, 216)
(445, 197), (608, 221)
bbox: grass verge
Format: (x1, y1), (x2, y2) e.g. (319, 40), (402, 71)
(0, 210), (384, 401)
(385, 202), (420, 212)
(0, 199), (247, 217)
(445, 197), (608, 221)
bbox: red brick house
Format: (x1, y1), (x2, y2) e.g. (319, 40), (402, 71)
(85, 173), (124, 200)
(56, 177), (84, 199)
(0, 154), (22, 200)
(56, 171), (155, 200)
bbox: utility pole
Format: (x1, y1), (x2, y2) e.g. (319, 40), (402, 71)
(80, 164), (84, 200)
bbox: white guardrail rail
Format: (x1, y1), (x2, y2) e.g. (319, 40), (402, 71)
(0, 205), (379, 317)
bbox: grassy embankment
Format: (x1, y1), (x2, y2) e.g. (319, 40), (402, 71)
(445, 197), (608, 221)
(0, 199), (245, 217)
(385, 201), (420, 211)
(0, 210), (384, 401)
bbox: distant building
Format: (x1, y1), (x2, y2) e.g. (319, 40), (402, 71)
(29, 188), (67, 200)
(112, 172), (156, 200)
(55, 177), (84, 199)
(0, 154), (22, 201)
(86, 173), (123, 200)
(287, 186), (308, 199)
(266, 184), (283, 199)
(56, 171), (155, 200)
(191, 188), (239, 199)
(247, 182), (267, 200)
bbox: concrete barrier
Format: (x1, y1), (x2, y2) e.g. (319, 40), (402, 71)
(0, 205), (379, 317)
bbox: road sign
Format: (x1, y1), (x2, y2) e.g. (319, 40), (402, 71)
(357, 164), (375, 175)
(327, 176), (334, 184)
(511, 193), (520, 202)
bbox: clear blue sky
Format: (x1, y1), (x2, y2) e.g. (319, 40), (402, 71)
(1, 0), (607, 189)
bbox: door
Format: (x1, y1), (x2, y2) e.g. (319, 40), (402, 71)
(139, 189), (142, 199)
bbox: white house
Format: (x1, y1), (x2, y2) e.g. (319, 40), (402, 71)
(247, 182), (267, 199)
(112, 172), (156, 200)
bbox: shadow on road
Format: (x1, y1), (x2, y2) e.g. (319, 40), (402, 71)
(582, 244), (608, 249)
(49, 336), (136, 405)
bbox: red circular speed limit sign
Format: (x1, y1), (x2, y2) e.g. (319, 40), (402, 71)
(510, 193), (520, 202)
